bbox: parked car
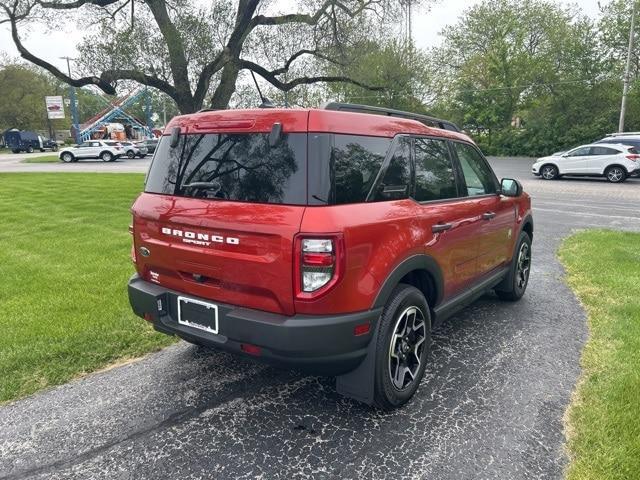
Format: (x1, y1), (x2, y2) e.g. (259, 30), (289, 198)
(127, 103), (533, 409)
(58, 140), (124, 162)
(139, 138), (158, 154)
(532, 143), (640, 183)
(5, 129), (42, 153)
(119, 141), (147, 158)
(41, 137), (59, 152)
(595, 132), (640, 152)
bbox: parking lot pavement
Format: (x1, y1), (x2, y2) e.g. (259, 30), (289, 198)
(1, 158), (639, 480)
(0, 153), (151, 173)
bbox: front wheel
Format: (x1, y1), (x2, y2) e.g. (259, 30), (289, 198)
(496, 231), (532, 301)
(100, 151), (114, 162)
(373, 284), (431, 410)
(605, 166), (626, 183)
(60, 152), (74, 163)
(540, 164), (558, 180)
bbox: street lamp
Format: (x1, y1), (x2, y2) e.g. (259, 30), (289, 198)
(60, 56), (80, 141)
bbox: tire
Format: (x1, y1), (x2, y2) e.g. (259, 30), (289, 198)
(605, 165), (626, 183)
(496, 231), (532, 301)
(100, 151), (114, 162)
(60, 152), (74, 163)
(127, 150), (135, 159)
(540, 164), (558, 180)
(26, 146), (34, 153)
(373, 284), (431, 410)
(52, 145), (58, 152)
(40, 148), (45, 152)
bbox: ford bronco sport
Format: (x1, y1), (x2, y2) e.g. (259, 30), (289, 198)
(128, 103), (533, 409)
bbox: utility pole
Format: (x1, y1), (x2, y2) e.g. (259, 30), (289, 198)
(619, 0), (637, 133)
(60, 56), (80, 141)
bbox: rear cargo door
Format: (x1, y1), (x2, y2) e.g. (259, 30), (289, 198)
(133, 111), (309, 316)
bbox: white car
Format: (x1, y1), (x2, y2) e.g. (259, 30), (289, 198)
(118, 141), (148, 158)
(59, 140), (124, 163)
(532, 143), (640, 183)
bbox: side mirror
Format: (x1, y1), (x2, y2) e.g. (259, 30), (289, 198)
(500, 178), (522, 197)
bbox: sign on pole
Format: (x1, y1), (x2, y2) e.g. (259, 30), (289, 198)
(45, 96), (65, 119)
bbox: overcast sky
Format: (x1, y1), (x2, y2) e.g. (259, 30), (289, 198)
(0, 0), (603, 75)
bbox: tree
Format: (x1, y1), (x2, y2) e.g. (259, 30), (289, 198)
(326, 39), (434, 113)
(0, 63), (66, 131)
(0, 0), (409, 114)
(599, 0), (640, 81)
(427, 0), (622, 155)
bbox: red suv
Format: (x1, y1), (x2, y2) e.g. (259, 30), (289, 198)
(128, 103), (533, 409)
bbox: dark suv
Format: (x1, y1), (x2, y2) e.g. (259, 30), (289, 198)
(128, 103), (533, 409)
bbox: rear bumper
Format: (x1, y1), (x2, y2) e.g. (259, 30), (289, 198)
(128, 274), (381, 375)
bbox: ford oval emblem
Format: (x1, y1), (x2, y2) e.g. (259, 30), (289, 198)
(139, 246), (151, 257)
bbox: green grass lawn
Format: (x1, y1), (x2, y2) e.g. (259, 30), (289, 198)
(0, 173), (174, 403)
(20, 154), (60, 163)
(560, 230), (640, 480)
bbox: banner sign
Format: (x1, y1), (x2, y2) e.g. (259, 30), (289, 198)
(45, 96), (65, 119)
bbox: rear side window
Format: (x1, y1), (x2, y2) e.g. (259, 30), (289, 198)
(413, 138), (458, 202)
(454, 142), (497, 196)
(145, 133), (307, 205)
(590, 146), (620, 155)
(332, 135), (391, 204)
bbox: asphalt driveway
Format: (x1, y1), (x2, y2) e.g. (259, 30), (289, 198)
(1, 158), (639, 479)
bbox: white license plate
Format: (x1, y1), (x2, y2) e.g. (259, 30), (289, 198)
(177, 296), (219, 334)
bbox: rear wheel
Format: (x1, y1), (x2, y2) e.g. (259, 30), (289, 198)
(373, 284), (431, 410)
(540, 164), (558, 180)
(605, 166), (626, 183)
(496, 231), (532, 301)
(26, 146), (34, 153)
(127, 150), (135, 159)
(60, 152), (74, 163)
(52, 145), (58, 152)
(100, 151), (114, 162)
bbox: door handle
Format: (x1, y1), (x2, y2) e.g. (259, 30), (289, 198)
(482, 212), (496, 220)
(432, 223), (453, 233)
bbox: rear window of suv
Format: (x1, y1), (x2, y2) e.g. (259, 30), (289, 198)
(145, 133), (307, 205)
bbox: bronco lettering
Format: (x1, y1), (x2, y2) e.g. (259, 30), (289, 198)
(161, 227), (239, 245)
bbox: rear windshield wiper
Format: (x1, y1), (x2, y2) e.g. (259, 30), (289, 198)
(182, 181), (221, 190)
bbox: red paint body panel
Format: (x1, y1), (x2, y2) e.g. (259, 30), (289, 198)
(131, 193), (304, 315)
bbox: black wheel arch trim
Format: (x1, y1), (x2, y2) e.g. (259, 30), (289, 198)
(372, 254), (444, 310)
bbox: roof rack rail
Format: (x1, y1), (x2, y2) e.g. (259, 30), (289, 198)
(606, 131), (640, 136)
(322, 102), (461, 132)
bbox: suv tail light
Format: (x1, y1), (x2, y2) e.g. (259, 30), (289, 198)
(626, 154), (639, 161)
(294, 235), (344, 299)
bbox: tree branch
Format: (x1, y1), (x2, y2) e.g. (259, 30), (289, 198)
(239, 59), (383, 92)
(37, 0), (122, 10)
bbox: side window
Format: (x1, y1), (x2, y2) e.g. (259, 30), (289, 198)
(332, 135), (391, 205)
(590, 146), (618, 156)
(454, 142), (497, 196)
(567, 147), (590, 157)
(413, 138), (458, 202)
(374, 137), (411, 201)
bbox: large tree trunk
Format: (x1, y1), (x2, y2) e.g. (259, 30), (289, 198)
(209, 62), (240, 110)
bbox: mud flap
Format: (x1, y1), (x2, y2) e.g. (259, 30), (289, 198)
(335, 325), (380, 405)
